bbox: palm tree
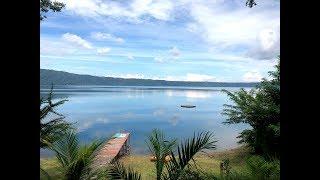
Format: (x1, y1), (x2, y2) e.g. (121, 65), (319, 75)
(50, 131), (104, 180)
(146, 129), (177, 180)
(164, 132), (217, 180)
(106, 162), (142, 180)
(40, 86), (72, 148)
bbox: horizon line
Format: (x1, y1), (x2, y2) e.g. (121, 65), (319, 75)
(41, 68), (260, 84)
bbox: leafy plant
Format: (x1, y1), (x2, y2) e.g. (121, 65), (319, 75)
(106, 161), (142, 180)
(50, 131), (104, 180)
(40, 167), (52, 180)
(40, 0), (65, 20)
(220, 159), (231, 177)
(164, 131), (217, 180)
(222, 57), (280, 157)
(146, 129), (177, 180)
(40, 86), (72, 149)
(212, 156), (280, 180)
(246, 0), (257, 8)
(245, 156), (280, 180)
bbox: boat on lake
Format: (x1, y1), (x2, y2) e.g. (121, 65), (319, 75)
(181, 105), (196, 108)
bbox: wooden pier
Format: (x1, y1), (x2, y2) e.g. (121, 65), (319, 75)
(92, 132), (130, 169)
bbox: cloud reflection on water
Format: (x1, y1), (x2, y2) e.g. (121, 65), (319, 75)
(77, 117), (110, 132)
(165, 90), (212, 99)
(40, 86), (250, 157)
(168, 114), (180, 126)
(153, 108), (166, 116)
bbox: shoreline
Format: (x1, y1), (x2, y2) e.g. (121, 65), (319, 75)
(41, 146), (250, 179)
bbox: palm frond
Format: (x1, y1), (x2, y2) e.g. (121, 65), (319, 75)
(50, 131), (104, 180)
(40, 166), (51, 180)
(146, 129), (176, 180)
(40, 86), (71, 148)
(245, 156), (280, 179)
(50, 131), (80, 168)
(107, 162), (141, 180)
(165, 131), (216, 180)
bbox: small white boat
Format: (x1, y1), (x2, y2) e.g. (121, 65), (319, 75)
(181, 105), (196, 108)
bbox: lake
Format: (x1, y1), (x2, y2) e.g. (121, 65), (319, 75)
(40, 86), (250, 157)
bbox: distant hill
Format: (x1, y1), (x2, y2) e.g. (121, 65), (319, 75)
(40, 69), (259, 87)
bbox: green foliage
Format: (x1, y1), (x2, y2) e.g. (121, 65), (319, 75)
(40, 0), (65, 21)
(244, 156), (280, 180)
(211, 156), (279, 180)
(40, 167), (52, 180)
(177, 169), (203, 180)
(164, 132), (217, 180)
(50, 131), (104, 180)
(222, 56), (280, 157)
(246, 0), (257, 8)
(40, 86), (72, 149)
(146, 129), (177, 180)
(106, 161), (142, 180)
(220, 159), (231, 178)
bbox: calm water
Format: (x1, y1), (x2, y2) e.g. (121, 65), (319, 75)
(40, 86), (250, 157)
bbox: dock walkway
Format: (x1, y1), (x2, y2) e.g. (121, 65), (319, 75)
(92, 132), (130, 169)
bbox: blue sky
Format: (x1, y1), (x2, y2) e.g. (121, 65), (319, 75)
(40, 0), (280, 82)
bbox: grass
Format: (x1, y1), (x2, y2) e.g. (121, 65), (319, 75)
(119, 146), (250, 179)
(40, 158), (63, 179)
(40, 146), (251, 179)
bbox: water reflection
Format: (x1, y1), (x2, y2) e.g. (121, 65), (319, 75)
(40, 86), (250, 156)
(78, 117), (110, 132)
(153, 108), (166, 116)
(165, 90), (212, 99)
(168, 114), (180, 126)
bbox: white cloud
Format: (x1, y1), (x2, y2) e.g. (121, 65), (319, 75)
(247, 26), (280, 59)
(154, 57), (164, 63)
(242, 71), (263, 82)
(62, 33), (93, 49)
(163, 76), (177, 81)
(59, 0), (279, 60)
(169, 46), (181, 58)
(160, 73), (222, 82)
(131, 0), (174, 21)
(127, 54), (134, 60)
(109, 73), (145, 79)
(186, 23), (200, 33)
(105, 73), (221, 82)
(96, 47), (111, 55)
(91, 32), (124, 43)
(41, 38), (78, 56)
(61, 0), (174, 21)
(154, 46), (181, 63)
(186, 73), (218, 82)
(188, 1), (280, 60)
